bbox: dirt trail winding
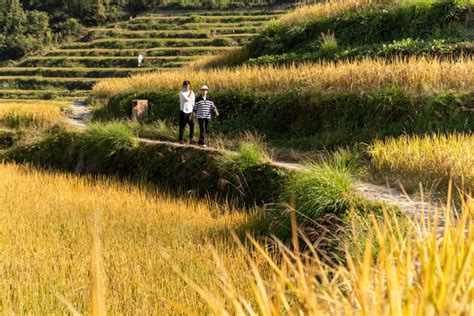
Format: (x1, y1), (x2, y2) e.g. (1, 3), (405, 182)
(68, 102), (445, 226)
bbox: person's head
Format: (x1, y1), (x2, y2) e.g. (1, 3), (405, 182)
(200, 85), (209, 97)
(183, 80), (191, 91)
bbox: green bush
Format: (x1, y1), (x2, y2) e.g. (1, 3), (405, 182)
(247, 39), (474, 65)
(137, 120), (178, 141)
(273, 162), (355, 238)
(0, 129), (16, 149)
(78, 122), (138, 171)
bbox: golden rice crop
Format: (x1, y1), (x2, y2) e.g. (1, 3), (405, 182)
(279, 0), (473, 26)
(0, 163), (264, 314)
(193, 193), (474, 314)
(0, 102), (65, 129)
(280, 0), (394, 26)
(93, 57), (474, 99)
(369, 133), (474, 192)
(201, 195), (474, 315)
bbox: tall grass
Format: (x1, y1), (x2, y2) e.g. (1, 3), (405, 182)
(280, 0), (396, 26)
(79, 122), (138, 167)
(0, 102), (65, 129)
(93, 58), (474, 99)
(0, 162), (265, 314)
(190, 190), (474, 314)
(275, 161), (356, 238)
(369, 132), (474, 193)
(222, 131), (275, 171)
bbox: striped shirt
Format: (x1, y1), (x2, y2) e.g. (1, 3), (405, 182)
(194, 96), (216, 119)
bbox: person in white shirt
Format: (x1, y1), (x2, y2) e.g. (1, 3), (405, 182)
(178, 80), (196, 144)
(137, 54), (143, 67)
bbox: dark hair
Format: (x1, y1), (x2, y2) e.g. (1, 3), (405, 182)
(183, 80), (191, 86)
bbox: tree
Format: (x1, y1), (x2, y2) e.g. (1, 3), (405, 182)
(26, 11), (51, 42)
(4, 0), (27, 35)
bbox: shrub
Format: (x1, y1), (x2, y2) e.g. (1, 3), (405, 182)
(0, 129), (16, 148)
(78, 122), (138, 171)
(275, 162), (356, 235)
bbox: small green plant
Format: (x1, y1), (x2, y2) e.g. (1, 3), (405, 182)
(274, 161), (356, 240)
(222, 131), (273, 171)
(137, 120), (178, 141)
(79, 122), (138, 168)
(318, 31), (338, 58)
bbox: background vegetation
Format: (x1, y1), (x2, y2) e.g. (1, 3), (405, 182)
(0, 0), (297, 62)
(214, 0), (474, 65)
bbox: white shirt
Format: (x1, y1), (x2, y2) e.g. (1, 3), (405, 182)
(179, 89), (195, 114)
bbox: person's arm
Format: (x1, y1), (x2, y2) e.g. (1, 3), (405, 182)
(180, 90), (194, 102)
(212, 102), (219, 117)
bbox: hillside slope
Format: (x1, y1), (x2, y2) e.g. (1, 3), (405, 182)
(0, 9), (283, 101)
(227, 0), (474, 66)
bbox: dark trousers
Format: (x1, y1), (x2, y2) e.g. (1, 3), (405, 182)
(178, 111), (194, 142)
(198, 118), (210, 145)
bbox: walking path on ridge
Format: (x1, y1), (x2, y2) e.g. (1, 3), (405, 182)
(68, 101), (449, 232)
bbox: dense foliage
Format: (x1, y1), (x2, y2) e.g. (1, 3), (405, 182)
(0, 0), (296, 61)
(0, 0), (83, 61)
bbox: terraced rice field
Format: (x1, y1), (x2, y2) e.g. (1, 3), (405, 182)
(0, 9), (283, 102)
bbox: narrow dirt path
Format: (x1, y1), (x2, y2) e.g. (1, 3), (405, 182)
(68, 101), (443, 226)
(67, 101), (92, 130)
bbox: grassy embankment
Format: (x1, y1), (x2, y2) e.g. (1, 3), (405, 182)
(0, 100), (386, 239)
(211, 0), (474, 66)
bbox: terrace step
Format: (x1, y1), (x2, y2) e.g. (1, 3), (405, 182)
(141, 10), (285, 17)
(46, 46), (235, 57)
(0, 67), (160, 78)
(18, 56), (199, 68)
(62, 37), (250, 49)
(0, 89), (90, 100)
(0, 8), (284, 101)
(0, 76), (102, 90)
(115, 21), (269, 31)
(123, 15), (276, 23)
(87, 28), (261, 39)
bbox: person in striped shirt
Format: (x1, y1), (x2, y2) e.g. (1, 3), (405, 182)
(194, 85), (219, 148)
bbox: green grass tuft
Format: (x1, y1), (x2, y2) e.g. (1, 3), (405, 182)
(79, 122), (138, 166)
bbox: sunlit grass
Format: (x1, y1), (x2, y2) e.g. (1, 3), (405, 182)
(369, 133), (474, 193)
(0, 102), (65, 129)
(280, 0), (392, 26)
(93, 57), (474, 99)
(0, 163), (265, 314)
(193, 189), (474, 314)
